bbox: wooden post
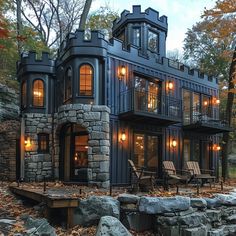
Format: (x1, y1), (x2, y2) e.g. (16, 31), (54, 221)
(67, 208), (74, 229)
(176, 185), (179, 194)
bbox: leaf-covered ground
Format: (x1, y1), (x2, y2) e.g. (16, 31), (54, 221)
(0, 180), (234, 235)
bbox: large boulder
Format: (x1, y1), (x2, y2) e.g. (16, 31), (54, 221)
(190, 198), (207, 209)
(215, 194), (236, 206)
(204, 198), (221, 209)
(95, 216), (131, 236)
(179, 212), (208, 227)
(139, 196), (190, 214)
(74, 196), (120, 226)
(25, 217), (57, 236)
(118, 194), (140, 204)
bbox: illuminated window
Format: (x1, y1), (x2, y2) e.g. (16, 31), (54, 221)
(33, 79), (44, 107)
(148, 30), (158, 52)
(64, 67), (72, 100)
(21, 81), (26, 108)
(79, 64), (93, 96)
(38, 133), (49, 153)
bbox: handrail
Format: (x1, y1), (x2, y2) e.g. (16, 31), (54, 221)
(119, 88), (182, 119)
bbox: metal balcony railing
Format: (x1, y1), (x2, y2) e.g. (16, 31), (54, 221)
(119, 88), (182, 120)
(183, 105), (229, 128)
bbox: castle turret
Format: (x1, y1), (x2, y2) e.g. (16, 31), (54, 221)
(112, 5), (168, 58)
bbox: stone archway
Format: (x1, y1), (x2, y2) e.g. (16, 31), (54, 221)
(54, 104), (110, 188)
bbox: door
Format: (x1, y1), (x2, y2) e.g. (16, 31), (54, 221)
(133, 133), (161, 175)
(70, 133), (88, 181)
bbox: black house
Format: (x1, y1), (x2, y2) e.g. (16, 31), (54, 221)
(16, 5), (230, 187)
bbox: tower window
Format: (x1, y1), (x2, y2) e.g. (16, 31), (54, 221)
(38, 133), (49, 153)
(21, 81), (26, 108)
(148, 30), (158, 52)
(33, 79), (44, 107)
(79, 64), (93, 96)
(64, 67), (72, 100)
(133, 28), (140, 47)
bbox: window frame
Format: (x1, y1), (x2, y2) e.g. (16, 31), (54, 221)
(32, 79), (45, 107)
(64, 67), (72, 101)
(132, 27), (141, 47)
(38, 133), (49, 153)
(147, 29), (159, 53)
(78, 63), (94, 97)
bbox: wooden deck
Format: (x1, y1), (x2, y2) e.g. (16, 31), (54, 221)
(10, 186), (79, 228)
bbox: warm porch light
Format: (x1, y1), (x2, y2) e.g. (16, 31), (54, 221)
(171, 138), (177, 148)
(203, 101), (208, 106)
(213, 144), (221, 151)
(121, 130), (126, 142)
(24, 137), (31, 148)
(167, 81), (174, 90)
(213, 97), (220, 105)
(119, 65), (126, 79)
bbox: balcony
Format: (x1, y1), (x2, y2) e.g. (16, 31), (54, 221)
(183, 106), (231, 134)
(119, 88), (182, 125)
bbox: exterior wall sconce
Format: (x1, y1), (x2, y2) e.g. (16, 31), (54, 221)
(171, 138), (177, 148)
(213, 98), (220, 105)
(203, 101), (208, 106)
(213, 144), (221, 151)
(167, 81), (174, 90)
(119, 65), (126, 79)
(24, 137), (31, 148)
(120, 130), (126, 142)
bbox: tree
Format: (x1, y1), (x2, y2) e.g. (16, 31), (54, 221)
(86, 6), (118, 39)
(17, 0), (87, 48)
(183, 0), (236, 180)
(79, 0), (92, 30)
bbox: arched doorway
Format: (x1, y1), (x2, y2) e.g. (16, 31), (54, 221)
(59, 123), (88, 183)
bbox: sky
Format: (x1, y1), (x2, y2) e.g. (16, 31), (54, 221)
(91, 0), (216, 53)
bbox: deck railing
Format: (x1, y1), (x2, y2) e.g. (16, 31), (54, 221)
(119, 88), (182, 120)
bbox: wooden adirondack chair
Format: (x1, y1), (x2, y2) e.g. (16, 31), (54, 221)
(128, 159), (155, 192)
(162, 161), (190, 188)
(186, 161), (216, 186)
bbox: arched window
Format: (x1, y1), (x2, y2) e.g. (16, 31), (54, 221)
(79, 64), (93, 96)
(21, 81), (26, 108)
(64, 67), (72, 100)
(33, 79), (44, 107)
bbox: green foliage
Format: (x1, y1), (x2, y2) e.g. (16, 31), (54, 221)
(87, 6), (119, 39)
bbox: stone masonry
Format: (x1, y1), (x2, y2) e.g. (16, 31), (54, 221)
(24, 113), (53, 181)
(23, 104), (110, 188)
(54, 104), (110, 188)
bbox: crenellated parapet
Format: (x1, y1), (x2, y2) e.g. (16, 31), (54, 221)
(57, 30), (108, 62)
(17, 51), (55, 78)
(108, 37), (218, 86)
(113, 5), (168, 34)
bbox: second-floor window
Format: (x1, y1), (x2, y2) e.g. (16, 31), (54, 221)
(64, 67), (72, 100)
(33, 79), (44, 107)
(148, 30), (158, 52)
(133, 28), (140, 47)
(79, 64), (93, 96)
(21, 81), (26, 108)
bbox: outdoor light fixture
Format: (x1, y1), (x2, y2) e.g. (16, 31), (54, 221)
(167, 81), (174, 90)
(213, 144), (221, 151)
(119, 65), (126, 79)
(171, 138), (177, 148)
(203, 101), (208, 106)
(121, 130), (126, 142)
(213, 98), (220, 105)
(24, 137), (31, 148)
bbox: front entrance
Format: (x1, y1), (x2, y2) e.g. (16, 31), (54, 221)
(133, 133), (161, 176)
(60, 124), (88, 183)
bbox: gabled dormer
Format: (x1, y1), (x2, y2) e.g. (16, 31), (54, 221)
(112, 5), (168, 58)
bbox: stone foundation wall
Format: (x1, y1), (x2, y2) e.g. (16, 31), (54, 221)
(0, 120), (20, 181)
(23, 104), (110, 187)
(24, 113), (53, 181)
(54, 104), (110, 188)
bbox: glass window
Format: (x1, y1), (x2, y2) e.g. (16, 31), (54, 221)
(38, 133), (49, 153)
(79, 64), (93, 96)
(33, 79), (44, 107)
(118, 31), (125, 42)
(202, 95), (211, 117)
(64, 67), (72, 100)
(148, 30), (158, 52)
(134, 134), (145, 167)
(21, 81), (26, 108)
(133, 28), (140, 47)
